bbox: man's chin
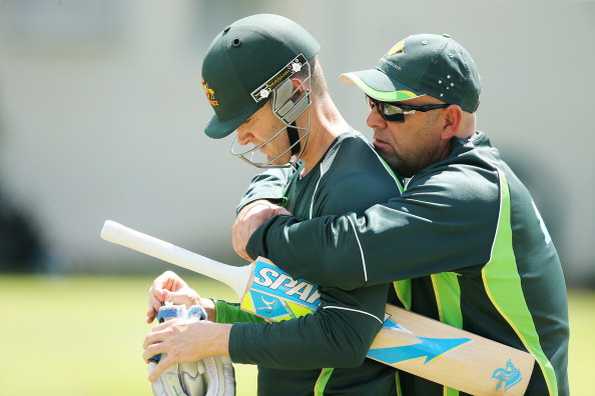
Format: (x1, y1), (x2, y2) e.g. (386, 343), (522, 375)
(376, 150), (412, 177)
(268, 153), (291, 166)
(375, 147), (395, 164)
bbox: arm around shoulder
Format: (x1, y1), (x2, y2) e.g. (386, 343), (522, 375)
(248, 167), (501, 287)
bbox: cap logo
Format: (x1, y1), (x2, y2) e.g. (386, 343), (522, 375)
(201, 80), (219, 107)
(251, 53), (308, 103)
(387, 40), (405, 56)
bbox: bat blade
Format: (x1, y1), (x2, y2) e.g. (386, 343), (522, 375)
(101, 220), (534, 395)
(371, 304), (535, 395)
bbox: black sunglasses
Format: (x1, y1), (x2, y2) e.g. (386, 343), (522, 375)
(367, 96), (451, 122)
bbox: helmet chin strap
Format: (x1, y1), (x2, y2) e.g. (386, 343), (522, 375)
(287, 122), (301, 156)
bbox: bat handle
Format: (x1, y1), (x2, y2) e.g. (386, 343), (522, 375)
(100, 220), (251, 297)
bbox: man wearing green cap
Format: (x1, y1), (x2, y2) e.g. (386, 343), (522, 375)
(143, 14), (405, 395)
(233, 33), (569, 395)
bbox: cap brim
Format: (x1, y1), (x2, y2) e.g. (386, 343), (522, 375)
(339, 69), (422, 102)
(204, 106), (256, 139)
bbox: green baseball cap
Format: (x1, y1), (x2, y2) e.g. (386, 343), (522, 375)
(341, 33), (481, 112)
(201, 14), (320, 139)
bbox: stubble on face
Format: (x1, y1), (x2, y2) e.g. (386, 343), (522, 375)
(374, 111), (444, 178)
(240, 104), (292, 165)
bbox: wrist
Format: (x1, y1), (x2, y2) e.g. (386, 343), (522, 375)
(218, 324), (232, 357)
(204, 323), (231, 357)
(200, 297), (216, 321)
(243, 199), (281, 213)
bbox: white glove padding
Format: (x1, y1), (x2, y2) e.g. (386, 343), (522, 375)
(150, 304), (235, 396)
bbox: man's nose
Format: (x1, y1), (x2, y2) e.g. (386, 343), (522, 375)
(366, 109), (387, 130)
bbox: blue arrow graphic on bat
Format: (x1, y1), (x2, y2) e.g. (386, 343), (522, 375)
(383, 318), (408, 331)
(368, 336), (471, 364)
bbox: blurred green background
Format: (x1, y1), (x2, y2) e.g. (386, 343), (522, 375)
(1, 275), (593, 396)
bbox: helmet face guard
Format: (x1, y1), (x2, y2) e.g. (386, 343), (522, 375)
(230, 54), (313, 168)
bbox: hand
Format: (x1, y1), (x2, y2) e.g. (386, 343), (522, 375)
(146, 271), (202, 323)
(143, 319), (232, 382)
(232, 200), (290, 261)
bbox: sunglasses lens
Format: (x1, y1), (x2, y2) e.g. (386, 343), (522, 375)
(367, 97), (406, 122)
(384, 113), (405, 122)
(382, 103), (404, 116)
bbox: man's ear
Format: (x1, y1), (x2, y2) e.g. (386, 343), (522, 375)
(441, 105), (462, 140)
(290, 78), (302, 90)
(286, 78), (308, 103)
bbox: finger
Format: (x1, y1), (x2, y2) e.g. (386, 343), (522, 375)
(148, 286), (161, 308)
(232, 237), (245, 261)
(147, 289), (166, 313)
(232, 236), (245, 261)
(146, 308), (156, 324)
(143, 327), (171, 348)
(151, 319), (177, 332)
(148, 290), (164, 309)
(165, 291), (196, 306)
(164, 272), (186, 291)
(145, 299), (162, 324)
(240, 250), (252, 262)
(146, 294), (163, 324)
(148, 355), (176, 382)
(161, 289), (171, 301)
(143, 342), (166, 362)
(232, 235), (251, 262)
(233, 225), (253, 261)
(154, 298), (162, 312)
(274, 207), (291, 216)
(152, 300), (162, 318)
(165, 276), (174, 291)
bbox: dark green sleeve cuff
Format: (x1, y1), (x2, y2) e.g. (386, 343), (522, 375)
(228, 323), (256, 364)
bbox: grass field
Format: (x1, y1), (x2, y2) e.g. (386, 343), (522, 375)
(1, 274), (592, 395)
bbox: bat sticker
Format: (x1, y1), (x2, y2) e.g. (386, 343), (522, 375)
(248, 290), (293, 319)
(492, 359), (522, 391)
(250, 259), (320, 308)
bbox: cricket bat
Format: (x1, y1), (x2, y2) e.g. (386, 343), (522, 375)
(101, 220), (535, 396)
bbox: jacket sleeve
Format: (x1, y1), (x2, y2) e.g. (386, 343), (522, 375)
(228, 283), (388, 369)
(236, 168), (291, 214)
(247, 168), (500, 290)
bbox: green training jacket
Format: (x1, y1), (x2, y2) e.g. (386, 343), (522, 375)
(219, 131), (404, 396)
(246, 131), (569, 396)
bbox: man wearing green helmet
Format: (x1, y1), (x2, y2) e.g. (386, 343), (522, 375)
(233, 33), (570, 395)
(143, 14), (408, 395)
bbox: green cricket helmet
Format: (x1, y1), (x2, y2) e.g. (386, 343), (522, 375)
(201, 14), (320, 145)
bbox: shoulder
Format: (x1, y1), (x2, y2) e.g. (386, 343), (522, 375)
(316, 132), (403, 214)
(404, 137), (503, 210)
(331, 132), (400, 185)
